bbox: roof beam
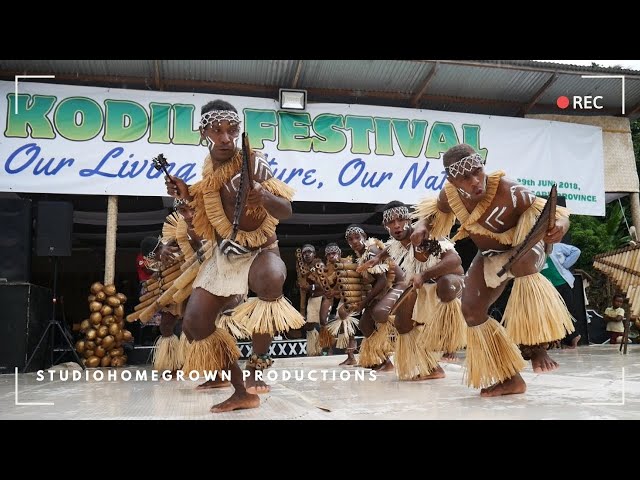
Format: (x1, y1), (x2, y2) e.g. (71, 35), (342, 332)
(291, 60), (303, 89)
(519, 73), (558, 116)
(629, 101), (640, 116)
(277, 226), (387, 243)
(416, 60), (640, 78)
(410, 61), (439, 108)
(75, 231), (163, 240)
(74, 210), (168, 226)
(281, 212), (374, 225)
(525, 105), (625, 117)
(154, 60), (164, 91)
(421, 93), (520, 107)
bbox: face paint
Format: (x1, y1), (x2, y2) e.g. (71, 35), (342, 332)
(206, 136), (215, 152)
(457, 187), (471, 199)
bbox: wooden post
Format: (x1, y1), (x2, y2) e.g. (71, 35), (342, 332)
(104, 196), (118, 285)
(630, 192), (640, 241)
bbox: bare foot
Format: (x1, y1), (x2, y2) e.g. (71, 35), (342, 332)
(372, 359), (394, 372)
(245, 366), (271, 395)
(411, 364), (445, 381)
(210, 391), (260, 413)
(562, 334), (581, 349)
(530, 346), (559, 373)
(480, 373), (527, 397)
(440, 352), (458, 363)
(196, 378), (231, 390)
(339, 355), (357, 366)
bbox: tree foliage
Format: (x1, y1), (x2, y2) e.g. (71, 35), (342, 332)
(569, 202), (630, 274)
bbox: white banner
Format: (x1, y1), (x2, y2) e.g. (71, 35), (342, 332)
(0, 80), (605, 215)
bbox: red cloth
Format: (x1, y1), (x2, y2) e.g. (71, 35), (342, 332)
(136, 253), (153, 282)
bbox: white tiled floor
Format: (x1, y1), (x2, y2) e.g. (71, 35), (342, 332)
(1, 344), (639, 420)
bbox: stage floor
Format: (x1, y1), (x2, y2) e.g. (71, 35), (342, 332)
(2, 344), (639, 420)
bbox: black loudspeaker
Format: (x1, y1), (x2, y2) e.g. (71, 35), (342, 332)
(0, 282), (52, 373)
(36, 201), (73, 257)
(0, 198), (32, 282)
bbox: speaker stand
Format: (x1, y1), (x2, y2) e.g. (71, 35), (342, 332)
(23, 257), (85, 372)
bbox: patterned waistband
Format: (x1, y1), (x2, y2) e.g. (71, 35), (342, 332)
(215, 233), (278, 255)
(480, 248), (508, 257)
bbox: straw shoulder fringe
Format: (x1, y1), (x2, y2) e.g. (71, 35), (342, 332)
(446, 170), (505, 242)
(412, 198), (457, 239)
(189, 152), (293, 248)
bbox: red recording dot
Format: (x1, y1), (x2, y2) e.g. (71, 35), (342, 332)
(556, 96), (570, 109)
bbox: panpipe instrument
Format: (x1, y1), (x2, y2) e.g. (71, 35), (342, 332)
(306, 258), (327, 291)
(594, 243), (640, 318)
(314, 256), (352, 297)
(334, 261), (372, 314)
(127, 242), (211, 323)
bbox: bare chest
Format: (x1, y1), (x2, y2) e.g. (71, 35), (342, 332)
(466, 186), (535, 233)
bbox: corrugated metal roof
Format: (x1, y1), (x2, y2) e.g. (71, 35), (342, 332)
(419, 99), (520, 117)
(492, 59), (640, 76)
(428, 63), (552, 102)
(0, 59), (155, 78)
(299, 60), (427, 93)
(1, 59), (639, 119)
(160, 59), (298, 85)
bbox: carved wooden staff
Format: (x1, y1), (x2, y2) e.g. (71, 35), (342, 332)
(388, 285), (416, 316)
(498, 184), (557, 278)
